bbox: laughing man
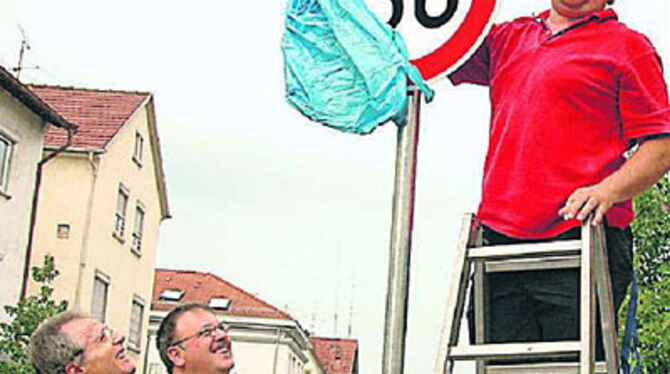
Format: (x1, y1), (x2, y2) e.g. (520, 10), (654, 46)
(29, 311), (135, 374)
(156, 303), (234, 374)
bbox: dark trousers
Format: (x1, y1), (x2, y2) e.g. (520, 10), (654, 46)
(467, 224), (633, 361)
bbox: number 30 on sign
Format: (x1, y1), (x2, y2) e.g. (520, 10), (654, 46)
(365, 0), (497, 81)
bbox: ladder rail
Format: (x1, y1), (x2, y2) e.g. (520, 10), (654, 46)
(474, 261), (487, 374)
(593, 225), (621, 374)
(580, 221), (597, 374)
(433, 213), (479, 374)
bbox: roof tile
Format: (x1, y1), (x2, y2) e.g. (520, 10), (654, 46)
(311, 337), (359, 374)
(28, 85), (149, 149)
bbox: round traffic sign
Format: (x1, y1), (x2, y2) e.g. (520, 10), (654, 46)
(365, 0), (497, 81)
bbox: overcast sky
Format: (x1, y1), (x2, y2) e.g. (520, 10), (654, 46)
(1, 1), (668, 373)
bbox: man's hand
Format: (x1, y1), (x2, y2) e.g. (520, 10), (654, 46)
(558, 136), (670, 226)
(558, 184), (617, 225)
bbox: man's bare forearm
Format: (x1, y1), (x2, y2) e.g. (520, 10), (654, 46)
(558, 136), (670, 225)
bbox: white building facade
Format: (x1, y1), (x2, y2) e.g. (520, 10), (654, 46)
(0, 67), (75, 320)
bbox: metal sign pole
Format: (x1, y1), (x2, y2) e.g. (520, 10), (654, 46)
(382, 88), (422, 374)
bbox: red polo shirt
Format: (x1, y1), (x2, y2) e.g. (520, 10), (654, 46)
(450, 9), (670, 238)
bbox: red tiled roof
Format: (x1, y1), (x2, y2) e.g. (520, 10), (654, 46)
(152, 269), (292, 320)
(311, 337), (359, 374)
(28, 85), (149, 149)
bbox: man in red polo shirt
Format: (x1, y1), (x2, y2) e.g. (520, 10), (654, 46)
(449, 0), (670, 357)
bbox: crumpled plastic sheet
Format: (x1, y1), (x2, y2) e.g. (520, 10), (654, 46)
(282, 0), (433, 134)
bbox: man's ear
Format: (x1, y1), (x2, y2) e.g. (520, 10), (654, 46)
(64, 362), (84, 374)
(167, 346), (186, 368)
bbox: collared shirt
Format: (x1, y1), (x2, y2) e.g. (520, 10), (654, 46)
(450, 8), (670, 238)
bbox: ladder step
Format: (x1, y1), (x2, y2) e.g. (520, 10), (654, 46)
(486, 255), (580, 273)
(449, 341), (581, 360)
(468, 240), (582, 261)
(485, 361), (608, 373)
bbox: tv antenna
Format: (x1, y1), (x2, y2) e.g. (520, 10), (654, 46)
(347, 273), (355, 337)
(13, 25), (39, 80)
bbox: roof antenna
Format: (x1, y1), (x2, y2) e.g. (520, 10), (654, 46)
(13, 25), (39, 80)
(333, 237), (342, 336)
(347, 272), (355, 337)
(310, 310), (316, 334)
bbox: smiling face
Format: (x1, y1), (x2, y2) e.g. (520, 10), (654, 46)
(551, 0), (609, 19)
(167, 309), (234, 374)
(60, 318), (135, 374)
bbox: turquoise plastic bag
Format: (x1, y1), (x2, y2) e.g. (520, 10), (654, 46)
(282, 0), (433, 134)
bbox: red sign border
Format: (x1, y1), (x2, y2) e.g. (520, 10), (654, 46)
(410, 0), (497, 82)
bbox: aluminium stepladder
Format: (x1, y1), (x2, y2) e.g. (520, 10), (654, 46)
(433, 213), (621, 374)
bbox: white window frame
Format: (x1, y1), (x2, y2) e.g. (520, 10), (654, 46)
(0, 130), (16, 196)
(114, 184), (130, 240)
(91, 271), (110, 323)
(209, 297), (231, 310)
(133, 131), (144, 166)
(159, 289), (184, 302)
(131, 201), (145, 255)
(128, 296), (145, 350)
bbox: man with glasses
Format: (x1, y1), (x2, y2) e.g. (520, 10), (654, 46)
(156, 303), (234, 374)
(29, 311), (135, 374)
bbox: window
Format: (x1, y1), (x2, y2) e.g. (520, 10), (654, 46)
(133, 131), (144, 165)
(57, 224), (70, 239)
(91, 274), (109, 322)
(159, 289), (184, 302)
(114, 184), (129, 238)
(0, 133), (13, 193)
(128, 297), (144, 349)
(209, 297), (231, 311)
(131, 203), (145, 253)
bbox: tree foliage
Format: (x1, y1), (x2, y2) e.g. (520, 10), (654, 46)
(0, 255), (67, 374)
(628, 174), (670, 373)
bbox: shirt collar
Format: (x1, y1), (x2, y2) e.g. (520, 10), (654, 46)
(536, 8), (618, 23)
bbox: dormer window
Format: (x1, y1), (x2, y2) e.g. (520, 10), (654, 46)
(331, 345), (342, 361)
(159, 289), (184, 302)
(209, 297), (231, 311)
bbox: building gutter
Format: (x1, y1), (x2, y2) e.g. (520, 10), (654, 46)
(273, 328), (283, 374)
(73, 150), (99, 308)
(20, 127), (74, 300)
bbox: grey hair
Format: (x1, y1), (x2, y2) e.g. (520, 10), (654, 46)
(156, 303), (216, 374)
(29, 311), (87, 374)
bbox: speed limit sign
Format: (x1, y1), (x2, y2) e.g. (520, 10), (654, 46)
(365, 0), (497, 81)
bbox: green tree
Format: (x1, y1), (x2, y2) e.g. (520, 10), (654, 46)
(628, 174), (670, 373)
(0, 255), (68, 374)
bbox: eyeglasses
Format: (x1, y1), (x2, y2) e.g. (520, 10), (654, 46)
(170, 321), (229, 347)
(98, 325), (114, 342)
(67, 325), (114, 369)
